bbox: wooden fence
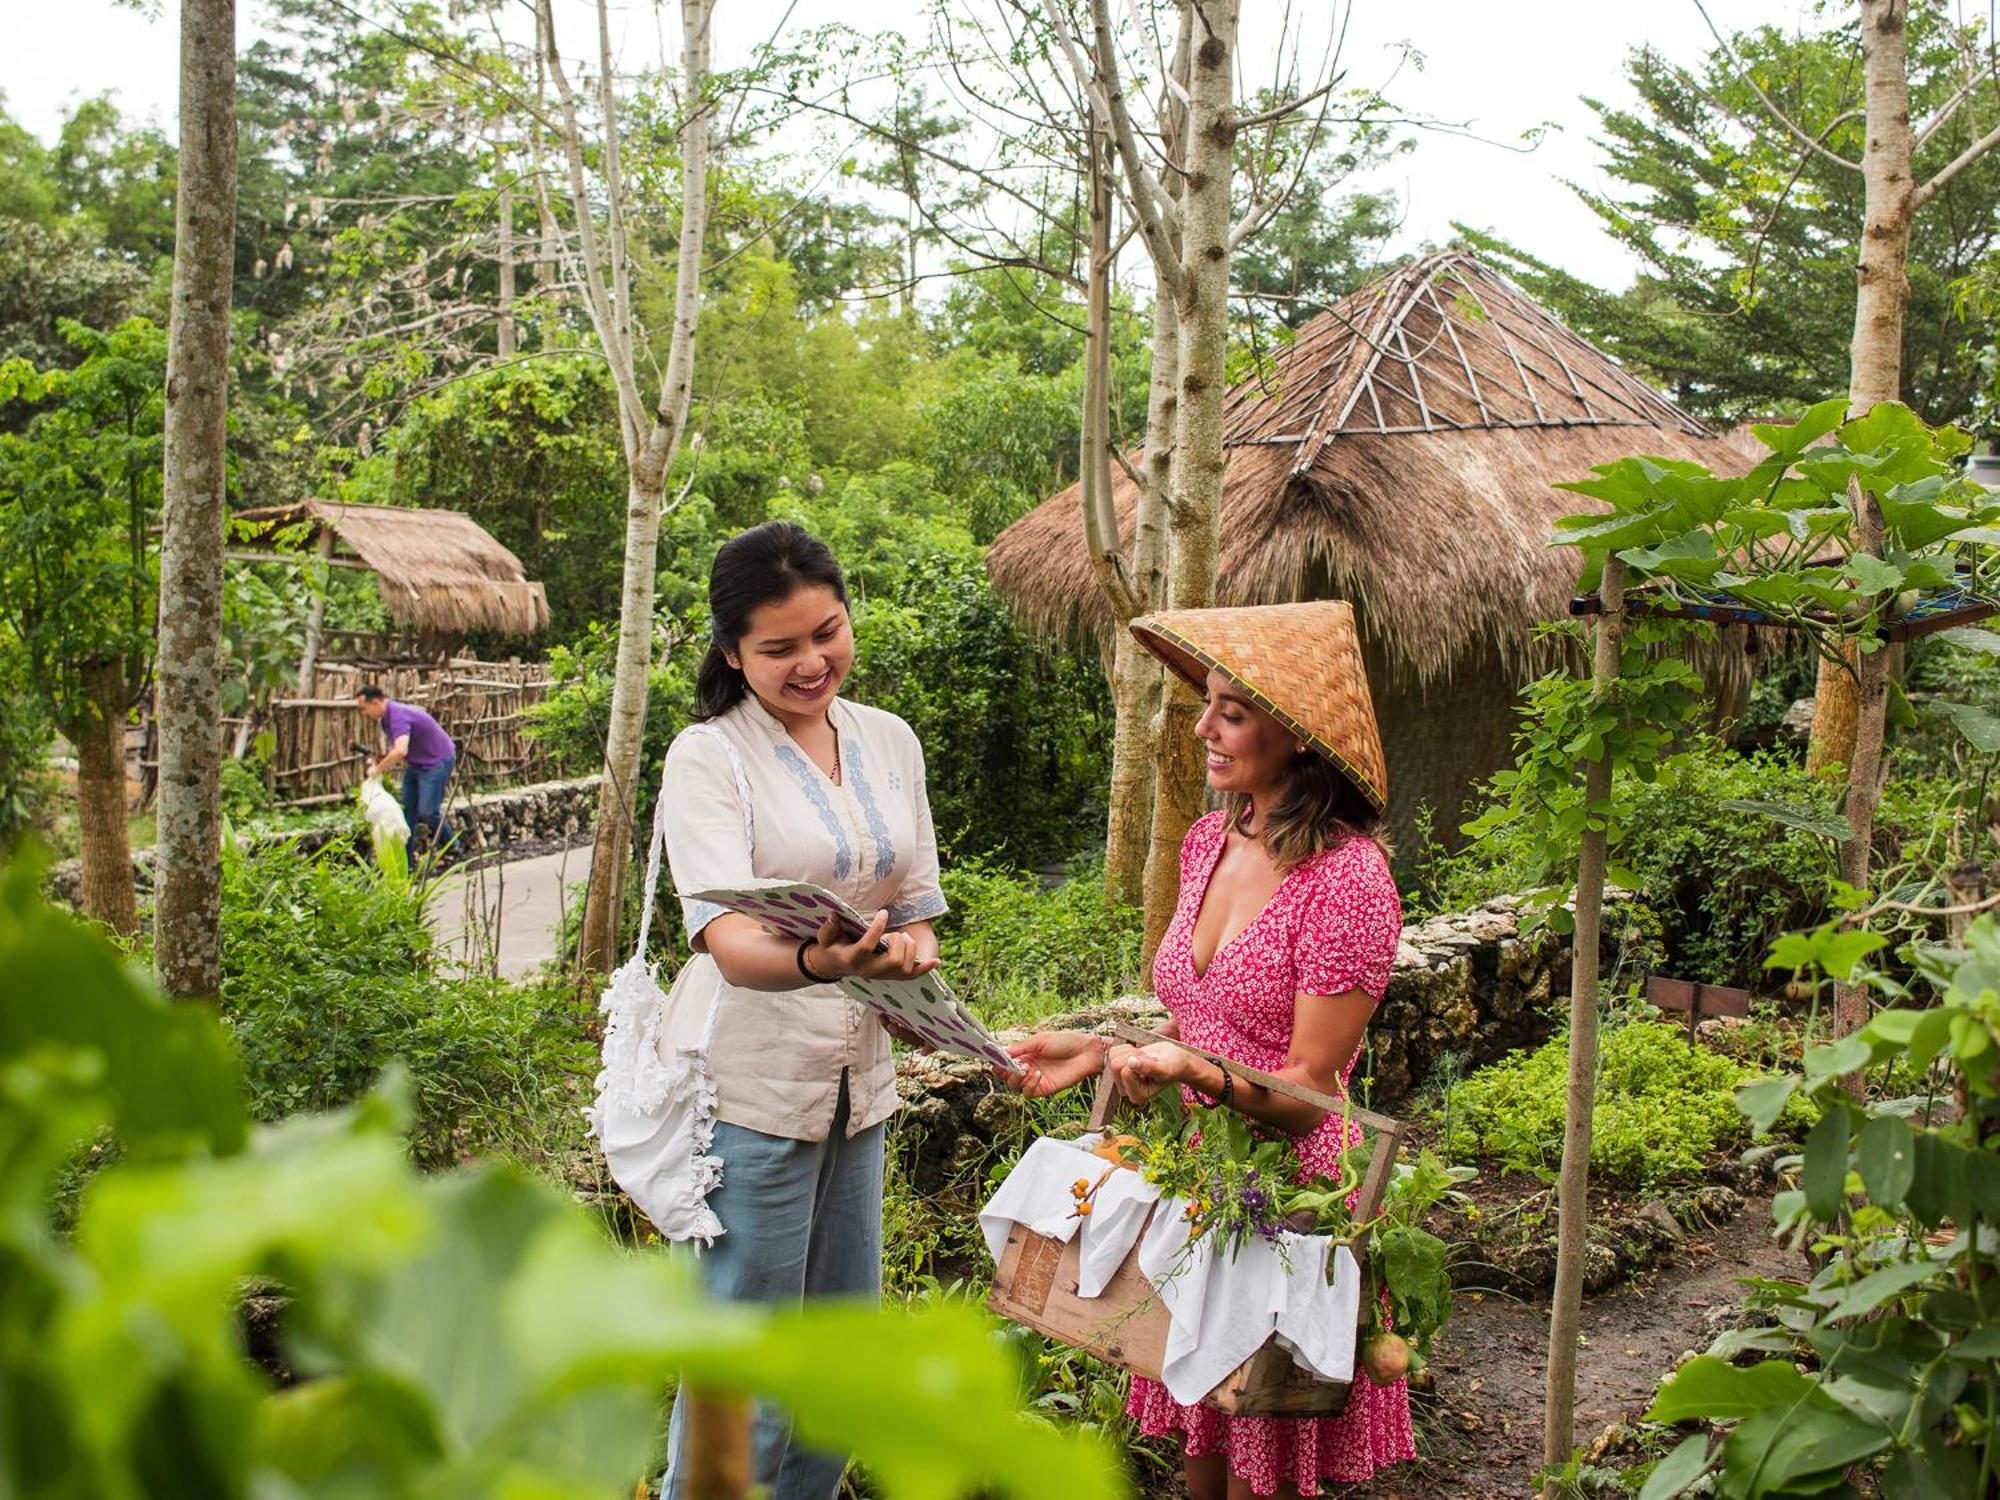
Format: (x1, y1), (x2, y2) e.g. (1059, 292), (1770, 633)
(267, 658), (551, 805)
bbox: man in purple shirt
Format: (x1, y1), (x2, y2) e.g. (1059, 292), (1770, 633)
(355, 684), (457, 865)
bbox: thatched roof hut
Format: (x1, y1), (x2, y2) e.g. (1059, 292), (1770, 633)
(231, 501), (550, 639)
(987, 250), (1748, 843)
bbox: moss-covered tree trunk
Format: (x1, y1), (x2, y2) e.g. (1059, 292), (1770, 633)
(1542, 557), (1624, 1491)
(70, 660), (137, 937)
(153, 0), (237, 997)
(1140, 0), (1235, 966)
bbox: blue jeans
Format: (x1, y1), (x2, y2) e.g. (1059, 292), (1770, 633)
(400, 757), (454, 863)
(662, 1073), (885, 1500)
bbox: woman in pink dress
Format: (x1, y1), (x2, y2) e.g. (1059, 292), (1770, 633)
(1010, 601), (1415, 1498)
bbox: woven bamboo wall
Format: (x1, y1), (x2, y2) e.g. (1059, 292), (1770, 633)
(268, 657), (550, 804)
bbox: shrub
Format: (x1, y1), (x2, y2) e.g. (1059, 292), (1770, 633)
(939, 858), (1143, 1025)
(1423, 740), (1870, 985)
(1444, 1016), (1815, 1190)
(217, 839), (595, 1166)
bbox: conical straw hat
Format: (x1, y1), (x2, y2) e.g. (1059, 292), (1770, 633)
(1130, 601), (1388, 812)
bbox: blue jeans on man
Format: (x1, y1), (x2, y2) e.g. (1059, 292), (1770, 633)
(400, 757), (455, 866)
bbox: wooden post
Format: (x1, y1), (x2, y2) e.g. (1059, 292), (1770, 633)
(681, 1391), (751, 1499)
(1543, 555), (1625, 1491)
(296, 525), (336, 690)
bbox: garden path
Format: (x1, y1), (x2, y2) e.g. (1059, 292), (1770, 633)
(1348, 1195), (1798, 1498)
(427, 841), (591, 980)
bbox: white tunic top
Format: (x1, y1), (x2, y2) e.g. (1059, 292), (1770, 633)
(657, 692), (947, 1141)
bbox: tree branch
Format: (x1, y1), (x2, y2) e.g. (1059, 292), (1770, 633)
(1914, 115), (2000, 209)
(1689, 0), (1863, 173)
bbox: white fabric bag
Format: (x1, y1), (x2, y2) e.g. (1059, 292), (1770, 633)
(585, 730), (749, 1246)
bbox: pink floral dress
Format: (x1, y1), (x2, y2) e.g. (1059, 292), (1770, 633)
(1127, 810), (1414, 1494)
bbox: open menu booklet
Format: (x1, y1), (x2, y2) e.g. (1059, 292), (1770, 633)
(682, 879), (1022, 1072)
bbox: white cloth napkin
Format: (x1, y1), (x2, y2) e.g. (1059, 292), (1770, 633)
(1136, 1196), (1361, 1405)
(982, 1138), (1362, 1405)
(980, 1135), (1166, 1296)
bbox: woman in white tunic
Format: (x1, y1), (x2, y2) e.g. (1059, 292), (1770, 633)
(653, 520), (947, 1500)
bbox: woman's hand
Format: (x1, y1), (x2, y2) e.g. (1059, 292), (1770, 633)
(1003, 1030), (1105, 1097)
(804, 910), (938, 982)
(881, 1016), (930, 1049)
(1112, 1041), (1195, 1106)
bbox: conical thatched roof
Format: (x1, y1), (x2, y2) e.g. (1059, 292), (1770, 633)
(987, 251), (1742, 685)
(231, 501), (549, 638)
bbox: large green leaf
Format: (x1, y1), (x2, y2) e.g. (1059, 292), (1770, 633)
(1822, 1256), (1942, 1322)
(1751, 398), (1848, 458)
(1735, 1076), (1799, 1135)
(1646, 1356), (1815, 1424)
(1719, 1401), (1891, 1497)
(1720, 800), (1852, 842)
(1801, 1106), (1851, 1221)
(0, 861), (244, 1158)
(1636, 1433), (1714, 1500)
(1854, 1115), (1916, 1209)
(1932, 700), (2000, 754)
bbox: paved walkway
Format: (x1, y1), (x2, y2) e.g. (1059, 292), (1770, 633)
(427, 841), (593, 981)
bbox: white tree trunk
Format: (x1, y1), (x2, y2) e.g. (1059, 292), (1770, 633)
(154, 0), (238, 998)
(1808, 0), (1915, 779)
(1541, 557), (1625, 1491)
(1141, 0), (1236, 965)
(575, 0), (713, 975)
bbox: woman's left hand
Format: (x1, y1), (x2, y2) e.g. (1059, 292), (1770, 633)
(1112, 1041), (1192, 1106)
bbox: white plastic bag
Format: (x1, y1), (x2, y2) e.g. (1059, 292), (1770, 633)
(357, 774), (409, 881)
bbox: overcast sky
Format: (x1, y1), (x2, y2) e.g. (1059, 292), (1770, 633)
(8, 0), (1816, 290)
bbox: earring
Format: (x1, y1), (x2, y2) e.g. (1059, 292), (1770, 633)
(1295, 740), (1309, 756)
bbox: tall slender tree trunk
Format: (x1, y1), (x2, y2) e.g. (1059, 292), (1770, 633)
(575, 0), (712, 975)
(154, 0), (238, 998)
(1542, 557), (1625, 1493)
(1807, 0), (1913, 780)
(70, 661), (138, 937)
(497, 179), (517, 358)
(1140, 0), (1236, 965)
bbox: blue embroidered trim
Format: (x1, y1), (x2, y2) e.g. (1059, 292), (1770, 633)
(841, 731), (897, 883)
(772, 742), (851, 881)
(887, 891), (949, 926)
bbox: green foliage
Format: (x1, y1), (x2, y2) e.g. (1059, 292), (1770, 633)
(916, 354), (1081, 542)
(1430, 740), (1847, 986)
(1458, 618), (1708, 936)
(1458, 5), (2000, 425)
(938, 858), (1143, 1025)
(216, 839), (594, 1166)
(0, 857), (1126, 1500)
(1638, 919), (2000, 1497)
(349, 357), (631, 636)
(1444, 1018), (1814, 1190)
(0, 317), (165, 734)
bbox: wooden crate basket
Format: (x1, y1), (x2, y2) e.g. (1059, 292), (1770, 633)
(987, 1023), (1404, 1418)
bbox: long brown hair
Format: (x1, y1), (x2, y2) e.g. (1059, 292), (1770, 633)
(1227, 749), (1388, 869)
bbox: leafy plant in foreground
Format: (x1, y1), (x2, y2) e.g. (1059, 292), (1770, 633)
(1636, 918), (2000, 1497)
(0, 857), (1125, 1499)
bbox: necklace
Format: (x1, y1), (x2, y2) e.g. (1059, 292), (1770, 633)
(829, 735), (841, 785)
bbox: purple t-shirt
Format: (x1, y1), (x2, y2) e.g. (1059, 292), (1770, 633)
(382, 700), (455, 768)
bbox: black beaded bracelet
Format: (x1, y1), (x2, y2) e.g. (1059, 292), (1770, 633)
(796, 937), (829, 985)
(1197, 1066), (1236, 1108)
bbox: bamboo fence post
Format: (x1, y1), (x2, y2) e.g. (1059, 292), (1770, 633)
(1542, 554), (1625, 1491)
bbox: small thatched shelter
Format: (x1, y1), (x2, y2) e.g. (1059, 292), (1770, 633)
(986, 251), (1748, 846)
(230, 500), (550, 640)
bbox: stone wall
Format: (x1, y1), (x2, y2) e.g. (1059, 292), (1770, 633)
(893, 893), (1617, 1189)
(47, 775), (602, 906)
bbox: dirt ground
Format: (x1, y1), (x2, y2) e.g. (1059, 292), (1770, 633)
(1346, 1194), (1800, 1498)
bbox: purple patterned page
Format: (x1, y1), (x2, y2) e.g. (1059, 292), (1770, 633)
(681, 879), (1022, 1071)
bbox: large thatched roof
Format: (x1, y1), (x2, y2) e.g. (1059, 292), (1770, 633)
(986, 251), (1744, 685)
(231, 501), (549, 637)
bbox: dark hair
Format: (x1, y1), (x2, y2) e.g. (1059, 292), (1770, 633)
(695, 521), (848, 720)
(1226, 750), (1388, 869)
(355, 684), (387, 703)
